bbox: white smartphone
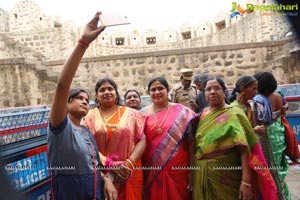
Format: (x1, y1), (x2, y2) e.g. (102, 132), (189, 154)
(100, 14), (130, 27)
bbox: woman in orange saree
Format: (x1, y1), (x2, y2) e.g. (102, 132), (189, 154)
(141, 77), (196, 200)
(82, 78), (146, 200)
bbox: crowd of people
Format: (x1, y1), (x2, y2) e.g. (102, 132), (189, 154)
(46, 12), (299, 200)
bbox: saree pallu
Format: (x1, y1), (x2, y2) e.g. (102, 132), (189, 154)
(194, 107), (278, 200)
(193, 149), (242, 200)
(143, 104), (196, 200)
(117, 159), (143, 200)
(82, 106), (146, 200)
(253, 94), (291, 200)
(267, 118), (291, 200)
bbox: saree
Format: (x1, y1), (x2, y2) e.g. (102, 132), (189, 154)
(230, 101), (252, 122)
(142, 104), (196, 200)
(281, 115), (300, 160)
(82, 106), (146, 200)
(253, 94), (291, 200)
(193, 106), (278, 200)
(278, 91), (300, 160)
(267, 119), (290, 200)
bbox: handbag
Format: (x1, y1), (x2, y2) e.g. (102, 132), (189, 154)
(281, 115), (300, 160)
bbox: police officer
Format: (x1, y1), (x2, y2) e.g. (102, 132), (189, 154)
(169, 68), (198, 112)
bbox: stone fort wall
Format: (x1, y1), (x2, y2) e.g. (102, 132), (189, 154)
(0, 0), (299, 108)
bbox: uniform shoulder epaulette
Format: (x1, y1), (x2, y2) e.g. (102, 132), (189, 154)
(173, 84), (182, 91)
(191, 85), (198, 95)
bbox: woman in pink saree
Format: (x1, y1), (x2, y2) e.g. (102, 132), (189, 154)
(141, 77), (196, 200)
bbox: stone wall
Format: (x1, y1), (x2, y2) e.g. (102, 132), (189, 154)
(2, 10), (292, 61)
(0, 59), (52, 107)
(0, 0), (294, 60)
(0, 8), (9, 32)
(0, 0), (299, 108)
(7, 28), (77, 60)
(1, 37), (298, 108)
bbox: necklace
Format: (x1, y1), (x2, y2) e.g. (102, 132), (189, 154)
(153, 103), (170, 134)
(153, 104), (169, 113)
(99, 107), (121, 131)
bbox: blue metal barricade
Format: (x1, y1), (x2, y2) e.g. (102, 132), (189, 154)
(0, 106), (50, 146)
(0, 105), (50, 131)
(4, 145), (50, 191)
(0, 105), (51, 200)
(0, 123), (48, 146)
(285, 96), (300, 143)
(277, 84), (300, 143)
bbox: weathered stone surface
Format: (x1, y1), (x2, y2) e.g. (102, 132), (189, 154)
(225, 61), (232, 66)
(0, 0), (299, 108)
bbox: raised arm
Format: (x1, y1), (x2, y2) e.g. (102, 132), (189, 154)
(50, 12), (105, 127)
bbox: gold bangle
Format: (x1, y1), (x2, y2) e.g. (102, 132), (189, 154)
(126, 159), (134, 169)
(241, 181), (252, 187)
(128, 156), (136, 166)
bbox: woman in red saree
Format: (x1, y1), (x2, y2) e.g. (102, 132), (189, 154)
(82, 78), (146, 200)
(141, 77), (196, 200)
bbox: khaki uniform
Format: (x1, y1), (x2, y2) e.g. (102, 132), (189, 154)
(170, 83), (197, 111)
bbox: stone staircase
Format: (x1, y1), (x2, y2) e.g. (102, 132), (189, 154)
(0, 33), (58, 83)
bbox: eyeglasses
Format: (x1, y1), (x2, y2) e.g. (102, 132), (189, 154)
(204, 86), (223, 92)
(150, 86), (166, 93)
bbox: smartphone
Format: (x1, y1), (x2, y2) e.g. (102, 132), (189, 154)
(100, 14), (130, 27)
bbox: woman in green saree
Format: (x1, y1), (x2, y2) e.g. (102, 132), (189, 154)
(229, 75), (263, 134)
(253, 72), (291, 200)
(192, 77), (277, 200)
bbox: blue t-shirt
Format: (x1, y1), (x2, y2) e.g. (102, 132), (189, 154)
(47, 117), (102, 200)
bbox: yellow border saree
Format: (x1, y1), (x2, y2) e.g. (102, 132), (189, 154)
(82, 106), (146, 200)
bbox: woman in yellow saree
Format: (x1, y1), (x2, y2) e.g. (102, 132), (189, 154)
(82, 78), (146, 200)
(192, 77), (278, 200)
